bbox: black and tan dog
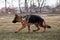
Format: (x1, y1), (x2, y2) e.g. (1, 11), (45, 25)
(12, 14), (51, 33)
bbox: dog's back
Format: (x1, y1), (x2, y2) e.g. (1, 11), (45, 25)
(23, 15), (44, 26)
(29, 15), (44, 22)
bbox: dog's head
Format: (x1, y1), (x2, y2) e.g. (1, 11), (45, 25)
(12, 14), (22, 23)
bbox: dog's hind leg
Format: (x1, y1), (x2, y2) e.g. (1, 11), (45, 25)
(43, 26), (46, 32)
(42, 21), (47, 32)
(27, 23), (30, 32)
(33, 23), (40, 32)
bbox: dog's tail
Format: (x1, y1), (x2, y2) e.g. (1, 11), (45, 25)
(43, 21), (51, 28)
(47, 25), (51, 28)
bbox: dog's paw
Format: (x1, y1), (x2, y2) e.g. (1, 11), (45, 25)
(33, 30), (36, 32)
(15, 32), (18, 33)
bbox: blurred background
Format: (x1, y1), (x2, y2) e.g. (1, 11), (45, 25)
(0, 0), (60, 40)
(0, 0), (60, 15)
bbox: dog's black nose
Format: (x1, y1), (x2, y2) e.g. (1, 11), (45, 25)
(12, 21), (16, 23)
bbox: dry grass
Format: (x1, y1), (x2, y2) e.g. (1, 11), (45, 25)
(0, 14), (60, 40)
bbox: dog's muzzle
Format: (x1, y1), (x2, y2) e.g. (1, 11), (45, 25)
(12, 20), (17, 23)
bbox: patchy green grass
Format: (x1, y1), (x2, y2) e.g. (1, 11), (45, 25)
(0, 15), (60, 40)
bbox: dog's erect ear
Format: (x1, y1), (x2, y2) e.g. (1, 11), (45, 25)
(15, 14), (18, 17)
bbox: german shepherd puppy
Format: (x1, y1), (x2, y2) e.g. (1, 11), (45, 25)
(12, 14), (51, 33)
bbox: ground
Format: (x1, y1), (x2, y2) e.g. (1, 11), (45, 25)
(0, 14), (60, 40)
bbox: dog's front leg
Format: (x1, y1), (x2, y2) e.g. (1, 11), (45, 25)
(42, 22), (46, 32)
(15, 23), (26, 33)
(15, 18), (28, 33)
